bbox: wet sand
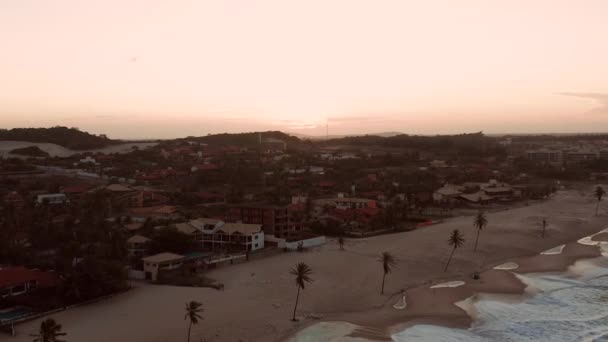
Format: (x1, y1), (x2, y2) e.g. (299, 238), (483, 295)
(9, 187), (608, 342)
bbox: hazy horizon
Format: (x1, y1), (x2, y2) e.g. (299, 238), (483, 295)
(1, 0), (607, 139)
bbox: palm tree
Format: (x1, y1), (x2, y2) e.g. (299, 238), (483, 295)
(444, 229), (465, 272)
(541, 219), (547, 238)
(338, 236), (345, 251)
(379, 252), (397, 295)
(290, 262), (313, 321)
(473, 211), (487, 251)
(32, 318), (66, 342)
(184, 301), (203, 342)
(595, 186), (605, 216)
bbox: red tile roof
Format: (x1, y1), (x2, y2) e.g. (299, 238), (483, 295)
(0, 267), (59, 288)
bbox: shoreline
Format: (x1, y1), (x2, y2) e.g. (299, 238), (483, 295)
(9, 188), (608, 342)
(300, 237), (605, 341)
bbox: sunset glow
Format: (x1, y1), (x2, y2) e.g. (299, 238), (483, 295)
(1, 0), (607, 138)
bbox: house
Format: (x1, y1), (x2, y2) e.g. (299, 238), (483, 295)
(458, 191), (494, 204)
(0, 267), (59, 298)
(142, 252), (185, 281)
(201, 222), (264, 252)
(480, 180), (517, 200)
(432, 184), (463, 203)
(36, 193), (69, 205)
(174, 222), (203, 241)
(127, 235), (151, 257)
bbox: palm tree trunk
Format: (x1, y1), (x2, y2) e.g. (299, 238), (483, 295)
(444, 247), (456, 272)
(292, 286), (300, 321)
(381, 273), (386, 294)
(596, 200), (601, 216)
(187, 321), (192, 342)
(474, 229), (481, 251)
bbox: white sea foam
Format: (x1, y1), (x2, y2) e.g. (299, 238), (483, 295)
(430, 281), (465, 289)
(540, 244), (565, 255)
(493, 262), (519, 270)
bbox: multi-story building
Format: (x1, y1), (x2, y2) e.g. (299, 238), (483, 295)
(201, 222), (264, 252)
(227, 204), (303, 238)
(564, 150), (599, 163)
(525, 149), (563, 165)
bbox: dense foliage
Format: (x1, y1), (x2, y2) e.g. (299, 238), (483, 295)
(0, 126), (117, 150)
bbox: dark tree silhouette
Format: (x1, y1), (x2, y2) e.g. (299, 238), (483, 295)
(473, 211), (487, 251)
(444, 229), (465, 272)
(595, 186), (605, 216)
(184, 301), (203, 342)
(290, 262), (313, 321)
(31, 318), (67, 342)
(379, 252), (397, 295)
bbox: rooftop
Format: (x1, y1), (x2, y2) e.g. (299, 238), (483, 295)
(0, 267), (59, 288)
(141, 252), (184, 263)
(217, 222), (263, 235)
(127, 234), (150, 244)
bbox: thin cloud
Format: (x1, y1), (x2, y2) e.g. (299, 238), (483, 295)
(557, 92), (608, 115)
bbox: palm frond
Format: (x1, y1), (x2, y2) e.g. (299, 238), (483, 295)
(379, 251), (397, 274)
(291, 262), (313, 289)
(449, 229), (465, 248)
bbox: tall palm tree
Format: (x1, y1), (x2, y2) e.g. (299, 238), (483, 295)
(338, 236), (345, 251)
(444, 229), (465, 272)
(290, 262), (313, 321)
(541, 219), (547, 238)
(379, 252), (397, 295)
(32, 318), (66, 342)
(595, 186), (605, 216)
(473, 211), (487, 251)
(184, 301), (203, 342)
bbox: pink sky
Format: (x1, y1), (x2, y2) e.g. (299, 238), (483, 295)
(1, 0), (607, 139)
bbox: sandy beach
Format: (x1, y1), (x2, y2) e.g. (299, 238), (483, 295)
(9, 186), (608, 342)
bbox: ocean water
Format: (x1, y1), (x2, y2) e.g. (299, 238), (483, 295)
(395, 259), (608, 341)
(292, 231), (608, 342)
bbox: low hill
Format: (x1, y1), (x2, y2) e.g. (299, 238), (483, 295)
(185, 131), (303, 147)
(0, 127), (118, 150)
(9, 145), (49, 157)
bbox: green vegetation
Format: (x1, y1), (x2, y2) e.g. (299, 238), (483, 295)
(9, 145), (49, 157)
(0, 126), (117, 150)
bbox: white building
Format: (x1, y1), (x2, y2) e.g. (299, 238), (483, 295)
(142, 252), (185, 281)
(174, 218), (264, 252)
(201, 222), (264, 252)
(432, 184), (463, 203)
(36, 193), (69, 205)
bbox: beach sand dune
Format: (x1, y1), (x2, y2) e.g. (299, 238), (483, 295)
(9, 188), (608, 342)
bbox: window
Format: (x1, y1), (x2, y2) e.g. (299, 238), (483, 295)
(254, 243), (259, 248)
